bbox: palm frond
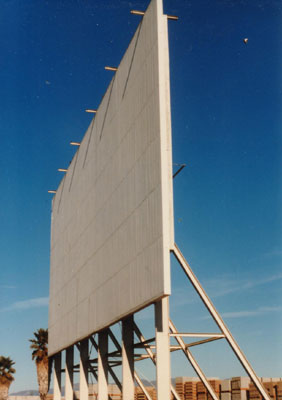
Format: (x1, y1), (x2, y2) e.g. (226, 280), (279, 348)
(0, 356), (16, 381)
(29, 328), (48, 363)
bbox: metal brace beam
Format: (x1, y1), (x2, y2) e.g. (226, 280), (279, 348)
(134, 373), (153, 400)
(108, 328), (122, 351)
(170, 333), (224, 338)
(134, 337), (155, 347)
(88, 363), (98, 380)
(172, 244), (271, 400)
(186, 336), (225, 347)
(90, 336), (122, 392)
(91, 331), (152, 399)
(133, 322), (182, 400)
(169, 319), (220, 400)
(107, 327), (152, 400)
(173, 163), (186, 179)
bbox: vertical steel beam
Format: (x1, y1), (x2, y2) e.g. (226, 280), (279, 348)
(90, 335), (122, 392)
(54, 353), (62, 400)
(65, 347), (74, 400)
(98, 330), (108, 400)
(155, 297), (171, 400)
(48, 357), (53, 392)
(80, 339), (89, 400)
(122, 315), (135, 400)
(172, 244), (271, 400)
(133, 322), (181, 400)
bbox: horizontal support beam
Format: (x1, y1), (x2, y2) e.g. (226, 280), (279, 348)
(144, 344), (181, 350)
(105, 66), (118, 71)
(48, 190), (56, 194)
(109, 361), (121, 367)
(85, 109), (97, 113)
(70, 141), (80, 146)
(169, 319), (219, 400)
(166, 14), (178, 20)
(88, 358), (98, 364)
(187, 336), (225, 348)
(58, 168), (68, 172)
(134, 354), (153, 362)
(138, 338), (224, 353)
(134, 337), (155, 348)
(170, 333), (225, 338)
(88, 364), (98, 381)
(130, 9), (178, 20)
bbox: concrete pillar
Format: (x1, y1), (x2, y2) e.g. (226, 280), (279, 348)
(155, 297), (171, 400)
(65, 347), (74, 400)
(54, 353), (62, 400)
(122, 316), (135, 400)
(98, 330), (108, 400)
(80, 339), (89, 400)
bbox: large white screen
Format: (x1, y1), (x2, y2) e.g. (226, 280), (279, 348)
(49, 0), (174, 356)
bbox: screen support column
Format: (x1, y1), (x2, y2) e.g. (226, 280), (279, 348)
(80, 339), (89, 400)
(155, 297), (171, 400)
(54, 353), (62, 400)
(98, 330), (108, 400)
(122, 315), (135, 400)
(65, 347), (74, 400)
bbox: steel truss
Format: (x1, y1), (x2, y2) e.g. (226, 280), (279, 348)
(171, 244), (270, 400)
(50, 244), (270, 400)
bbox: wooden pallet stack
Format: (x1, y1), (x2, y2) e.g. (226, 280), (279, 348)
(136, 386), (146, 400)
(275, 381), (282, 400)
(231, 377), (250, 400)
(221, 379), (232, 400)
(184, 378), (199, 400)
(196, 378), (220, 400)
(175, 377), (187, 400)
(135, 386), (157, 400)
(249, 378), (277, 400)
(108, 384), (122, 400)
(175, 377), (198, 400)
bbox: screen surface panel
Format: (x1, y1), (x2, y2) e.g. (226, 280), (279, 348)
(49, 0), (174, 356)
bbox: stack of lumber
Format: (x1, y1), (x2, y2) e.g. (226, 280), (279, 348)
(197, 378), (220, 400)
(184, 378), (199, 400)
(221, 379), (231, 400)
(136, 386), (147, 400)
(249, 378), (276, 400)
(175, 377), (199, 400)
(275, 381), (282, 400)
(175, 377), (188, 400)
(231, 377), (250, 400)
(135, 386), (157, 400)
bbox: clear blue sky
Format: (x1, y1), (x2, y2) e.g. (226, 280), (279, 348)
(0, 0), (281, 393)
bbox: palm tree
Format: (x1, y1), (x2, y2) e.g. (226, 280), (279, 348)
(29, 329), (48, 400)
(0, 356), (16, 400)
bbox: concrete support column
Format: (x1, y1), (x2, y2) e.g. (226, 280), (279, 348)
(122, 315), (135, 400)
(54, 353), (62, 400)
(80, 339), (89, 400)
(65, 347), (74, 400)
(98, 330), (108, 400)
(155, 297), (171, 400)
